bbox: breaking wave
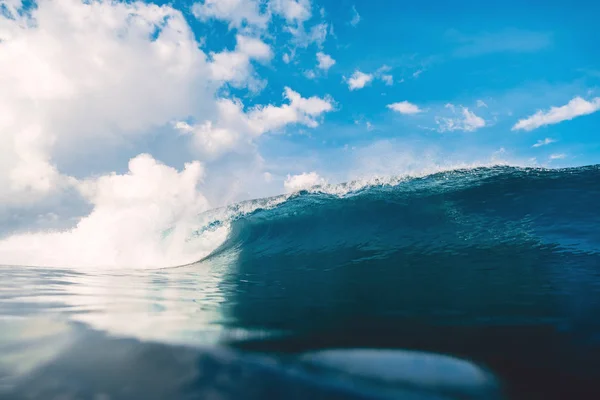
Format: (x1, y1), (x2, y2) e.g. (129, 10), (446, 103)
(1, 164), (599, 269)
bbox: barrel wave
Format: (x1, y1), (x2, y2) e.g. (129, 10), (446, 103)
(198, 165), (600, 399)
(209, 165), (600, 264)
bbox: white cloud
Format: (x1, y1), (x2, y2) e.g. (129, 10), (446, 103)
(176, 87), (334, 158)
(270, 0), (312, 25)
(387, 101), (423, 115)
(303, 51), (334, 80)
(532, 138), (556, 148)
(208, 34), (272, 90)
(287, 21), (328, 48)
(549, 153), (566, 160)
(412, 69), (424, 78)
(191, 0), (269, 31)
(346, 70), (373, 90)
(436, 106), (486, 132)
(512, 96), (600, 131)
(192, 0), (320, 48)
(476, 99), (488, 108)
(236, 34), (273, 59)
(0, 0), (213, 208)
(284, 171), (326, 192)
(350, 5), (360, 26)
(316, 51), (335, 71)
(269, 1), (331, 50)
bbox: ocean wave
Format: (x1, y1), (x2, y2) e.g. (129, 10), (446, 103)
(204, 164), (600, 263)
(1, 164), (598, 269)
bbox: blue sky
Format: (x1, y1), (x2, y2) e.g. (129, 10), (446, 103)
(0, 0), (599, 266)
(175, 0), (600, 179)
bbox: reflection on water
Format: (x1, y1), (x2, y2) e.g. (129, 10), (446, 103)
(0, 258), (280, 346)
(0, 319), (501, 400)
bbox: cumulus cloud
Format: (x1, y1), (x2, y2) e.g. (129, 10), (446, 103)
(175, 87), (334, 158)
(436, 105), (486, 132)
(346, 70), (374, 90)
(271, 0), (312, 25)
(316, 51), (335, 71)
(263, 0), (330, 49)
(0, 0), (213, 209)
(192, 0), (323, 48)
(208, 34), (273, 89)
(387, 101), (423, 115)
(284, 171), (327, 192)
(271, 1), (332, 50)
(303, 51), (334, 78)
(191, 0), (314, 32)
(512, 96), (600, 131)
(192, 0), (270, 31)
(532, 138), (556, 148)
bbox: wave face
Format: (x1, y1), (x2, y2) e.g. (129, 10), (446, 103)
(201, 165), (600, 332)
(203, 165), (600, 399)
(212, 165), (600, 262)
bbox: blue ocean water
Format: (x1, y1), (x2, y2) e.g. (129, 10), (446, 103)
(1, 166), (600, 399)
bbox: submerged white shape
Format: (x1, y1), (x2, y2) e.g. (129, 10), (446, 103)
(300, 348), (497, 395)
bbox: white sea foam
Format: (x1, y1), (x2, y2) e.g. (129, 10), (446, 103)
(0, 154), (226, 269)
(0, 157), (534, 269)
(294, 159), (531, 198)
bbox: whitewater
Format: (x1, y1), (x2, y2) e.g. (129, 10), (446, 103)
(0, 161), (540, 269)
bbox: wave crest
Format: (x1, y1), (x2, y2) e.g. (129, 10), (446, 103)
(2, 164), (597, 269)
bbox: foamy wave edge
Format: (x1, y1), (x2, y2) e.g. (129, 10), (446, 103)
(0, 161), (538, 270)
